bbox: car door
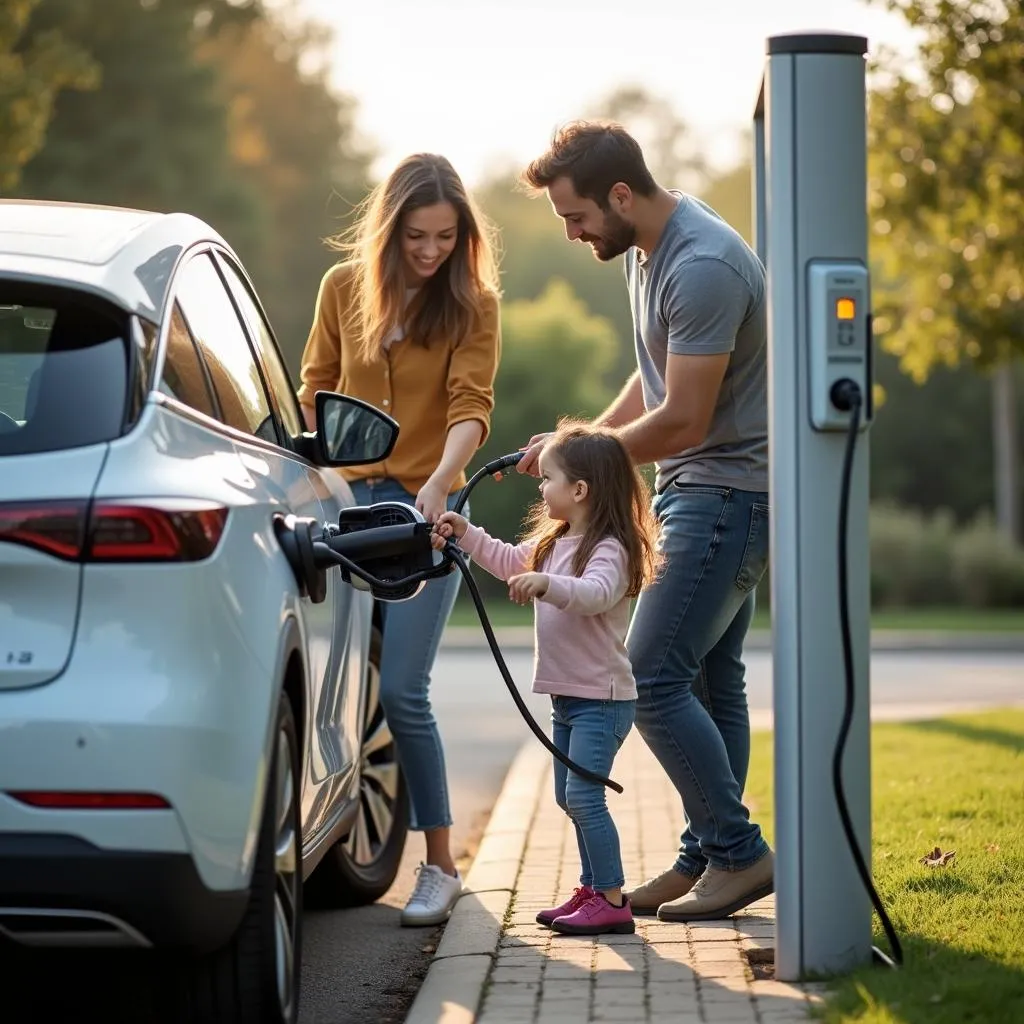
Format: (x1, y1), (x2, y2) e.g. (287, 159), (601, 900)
(210, 252), (365, 830)
(173, 251), (343, 838)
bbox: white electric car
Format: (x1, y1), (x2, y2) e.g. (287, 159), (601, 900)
(0, 200), (409, 1023)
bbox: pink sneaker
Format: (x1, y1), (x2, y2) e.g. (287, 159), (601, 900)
(536, 885), (595, 926)
(551, 892), (635, 935)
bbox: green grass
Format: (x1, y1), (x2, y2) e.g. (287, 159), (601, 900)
(744, 709), (1024, 1023)
(448, 599), (1024, 633)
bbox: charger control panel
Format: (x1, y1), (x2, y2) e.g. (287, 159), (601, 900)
(807, 261), (871, 431)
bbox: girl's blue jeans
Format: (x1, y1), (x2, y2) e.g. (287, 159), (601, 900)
(349, 477), (464, 831)
(551, 695), (636, 891)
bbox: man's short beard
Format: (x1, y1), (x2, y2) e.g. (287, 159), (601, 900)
(586, 209), (636, 261)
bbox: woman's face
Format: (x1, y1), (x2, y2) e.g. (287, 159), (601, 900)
(401, 201), (459, 284)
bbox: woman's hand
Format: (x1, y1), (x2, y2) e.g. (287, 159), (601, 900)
(431, 511), (469, 550)
(508, 572), (549, 605)
(415, 478), (449, 525)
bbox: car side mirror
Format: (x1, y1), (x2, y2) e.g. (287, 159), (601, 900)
(311, 392), (399, 467)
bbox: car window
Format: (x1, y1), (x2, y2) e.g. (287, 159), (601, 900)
(175, 253), (278, 444)
(0, 287), (128, 457)
(217, 257), (304, 440)
(158, 302), (217, 419)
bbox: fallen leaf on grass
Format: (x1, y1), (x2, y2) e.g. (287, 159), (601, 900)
(985, 843), (1000, 854)
(919, 846), (956, 867)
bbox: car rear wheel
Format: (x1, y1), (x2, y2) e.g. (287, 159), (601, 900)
(166, 692), (302, 1023)
(305, 626), (409, 907)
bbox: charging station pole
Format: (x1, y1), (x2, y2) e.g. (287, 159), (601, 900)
(753, 32), (873, 980)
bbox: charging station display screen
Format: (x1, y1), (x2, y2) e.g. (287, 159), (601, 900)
(836, 297), (856, 320)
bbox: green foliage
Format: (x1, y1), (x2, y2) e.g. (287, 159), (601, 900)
(870, 501), (1024, 608)
(585, 84), (707, 191)
(10, 0), (369, 380)
(0, 0), (98, 192)
(464, 280), (619, 587)
(477, 175), (636, 382)
(869, 351), (1024, 522)
(199, 8), (372, 375)
(696, 153), (753, 245)
(14, 0), (264, 256)
(868, 0), (1024, 377)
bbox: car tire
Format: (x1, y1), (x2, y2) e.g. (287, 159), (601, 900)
(166, 693), (302, 1024)
(305, 625), (409, 907)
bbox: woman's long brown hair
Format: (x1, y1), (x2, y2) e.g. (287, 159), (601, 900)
(328, 153), (501, 363)
(522, 421), (661, 597)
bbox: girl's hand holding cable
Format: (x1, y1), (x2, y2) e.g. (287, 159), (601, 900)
(431, 511), (469, 550)
(508, 571), (550, 604)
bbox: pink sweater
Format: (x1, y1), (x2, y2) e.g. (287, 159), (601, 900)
(459, 524), (637, 701)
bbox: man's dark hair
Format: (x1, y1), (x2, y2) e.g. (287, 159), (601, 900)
(522, 121), (657, 208)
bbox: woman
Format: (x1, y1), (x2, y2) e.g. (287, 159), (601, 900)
(298, 153), (501, 927)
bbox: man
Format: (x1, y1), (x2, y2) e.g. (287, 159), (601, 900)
(518, 121), (773, 921)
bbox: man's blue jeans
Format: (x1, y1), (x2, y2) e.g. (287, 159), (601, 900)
(349, 478), (464, 832)
(627, 482), (771, 875)
(551, 696), (636, 891)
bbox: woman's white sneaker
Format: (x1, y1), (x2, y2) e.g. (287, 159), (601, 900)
(400, 863), (463, 927)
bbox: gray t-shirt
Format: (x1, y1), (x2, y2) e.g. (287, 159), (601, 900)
(625, 193), (768, 493)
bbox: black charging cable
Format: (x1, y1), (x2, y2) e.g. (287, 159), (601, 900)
(453, 450), (526, 515)
(830, 378), (903, 970)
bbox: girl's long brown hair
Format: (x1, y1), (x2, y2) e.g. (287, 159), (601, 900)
(328, 153), (501, 363)
(522, 421), (661, 597)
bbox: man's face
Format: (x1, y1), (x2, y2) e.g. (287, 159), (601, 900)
(546, 176), (636, 262)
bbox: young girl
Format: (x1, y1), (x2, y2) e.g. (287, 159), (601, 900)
(432, 422), (661, 935)
(298, 153), (501, 927)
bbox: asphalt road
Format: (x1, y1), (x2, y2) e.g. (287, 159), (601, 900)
(9, 645), (1022, 1022)
(297, 648), (548, 1024)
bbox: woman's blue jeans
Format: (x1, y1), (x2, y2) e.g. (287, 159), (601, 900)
(551, 696), (636, 891)
(626, 483), (771, 875)
(349, 478), (463, 831)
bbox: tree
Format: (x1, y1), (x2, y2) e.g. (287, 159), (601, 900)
(197, 5), (373, 374)
(868, 0), (1024, 539)
(0, 0), (97, 192)
(696, 152), (753, 246)
(464, 280), (619, 595)
(476, 174), (636, 382)
(586, 85), (707, 192)
(14, 0), (265, 257)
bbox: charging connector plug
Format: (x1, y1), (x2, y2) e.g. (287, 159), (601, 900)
(830, 378), (863, 413)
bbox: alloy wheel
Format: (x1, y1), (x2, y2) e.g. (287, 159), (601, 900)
(274, 727), (299, 1019)
(343, 656), (401, 865)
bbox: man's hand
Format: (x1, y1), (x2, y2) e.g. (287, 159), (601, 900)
(508, 571), (549, 605)
(431, 511), (469, 550)
(516, 432), (553, 477)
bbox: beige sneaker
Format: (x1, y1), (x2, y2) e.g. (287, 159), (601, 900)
(624, 866), (699, 916)
(657, 850), (774, 921)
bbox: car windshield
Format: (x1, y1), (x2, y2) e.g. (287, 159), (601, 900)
(0, 286), (129, 457)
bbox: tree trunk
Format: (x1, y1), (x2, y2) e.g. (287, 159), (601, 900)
(992, 362), (1021, 544)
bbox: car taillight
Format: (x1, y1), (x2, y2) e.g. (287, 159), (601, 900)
(87, 501), (228, 562)
(0, 501), (88, 559)
(0, 500), (228, 562)
(8, 791), (170, 810)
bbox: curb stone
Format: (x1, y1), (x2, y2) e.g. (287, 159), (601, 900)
(403, 743), (550, 1024)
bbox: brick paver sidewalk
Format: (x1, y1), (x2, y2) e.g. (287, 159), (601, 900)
(408, 731), (826, 1024)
